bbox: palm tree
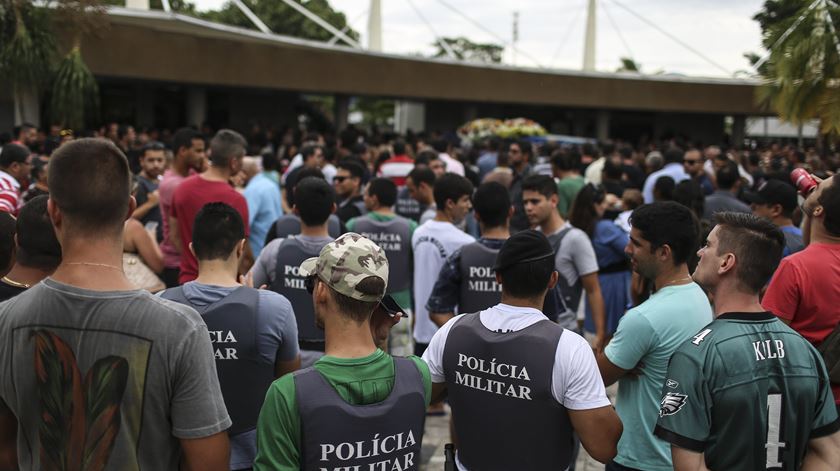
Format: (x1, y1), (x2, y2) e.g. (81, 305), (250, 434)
(755, 0), (840, 138)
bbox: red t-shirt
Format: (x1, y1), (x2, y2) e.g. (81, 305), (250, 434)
(763, 242), (840, 403)
(377, 155), (414, 187)
(171, 175), (249, 284)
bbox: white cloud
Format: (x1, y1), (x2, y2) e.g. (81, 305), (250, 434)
(191, 0), (766, 77)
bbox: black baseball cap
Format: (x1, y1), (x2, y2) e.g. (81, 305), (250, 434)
(494, 229), (555, 272)
(379, 294), (405, 318)
(745, 180), (798, 212)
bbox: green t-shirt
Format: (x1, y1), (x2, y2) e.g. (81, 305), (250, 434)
(254, 349), (431, 471)
(556, 175), (585, 217)
(346, 212), (418, 310)
(655, 312), (840, 470)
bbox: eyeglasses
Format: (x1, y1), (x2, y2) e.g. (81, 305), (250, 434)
(305, 275), (317, 294)
(684, 160), (700, 165)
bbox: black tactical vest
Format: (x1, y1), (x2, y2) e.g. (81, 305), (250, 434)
(457, 242), (502, 314)
(274, 214), (342, 239)
(395, 187), (424, 222)
(160, 286), (269, 436)
(543, 227), (584, 326)
(270, 236), (333, 342)
(442, 313), (573, 470)
(295, 357), (426, 471)
(352, 215), (412, 293)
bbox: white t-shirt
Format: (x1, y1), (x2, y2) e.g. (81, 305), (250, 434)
(439, 153), (465, 176)
(412, 220), (474, 344)
(422, 304), (611, 470)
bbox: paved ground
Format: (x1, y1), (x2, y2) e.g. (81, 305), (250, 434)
(418, 383), (618, 470)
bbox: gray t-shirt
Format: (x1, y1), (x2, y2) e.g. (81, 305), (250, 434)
(176, 282), (300, 470)
(552, 222), (599, 330)
(0, 278), (231, 470)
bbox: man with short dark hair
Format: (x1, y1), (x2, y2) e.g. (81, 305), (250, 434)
(250, 177), (337, 367)
(284, 144), (324, 210)
(764, 175), (840, 407)
(656, 212), (840, 470)
(11, 123), (37, 149)
(703, 159), (751, 220)
(508, 139), (535, 232)
(161, 202), (300, 471)
(0, 143), (31, 214)
(348, 177), (418, 355)
(423, 229), (623, 470)
(412, 173), (475, 356)
(522, 175), (607, 349)
(747, 179), (804, 256)
(0, 196), (60, 301)
(132, 141), (166, 242)
(643, 148), (690, 204)
(171, 129), (251, 284)
(0, 139), (231, 470)
(427, 181), (512, 326)
(596, 202), (712, 471)
(432, 138), (464, 176)
(264, 169), (344, 243)
(683, 148), (712, 195)
(255, 233), (431, 470)
(401, 166), (436, 224)
(160, 127), (206, 287)
(334, 159), (367, 224)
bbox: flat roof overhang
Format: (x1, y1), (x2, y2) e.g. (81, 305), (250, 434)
(64, 7), (769, 115)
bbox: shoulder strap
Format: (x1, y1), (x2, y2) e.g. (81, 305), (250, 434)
(549, 227), (574, 252)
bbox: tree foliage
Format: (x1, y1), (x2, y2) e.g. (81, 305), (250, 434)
(616, 57), (640, 73)
(198, 0), (358, 43)
(753, 0), (840, 135)
(432, 36), (504, 63)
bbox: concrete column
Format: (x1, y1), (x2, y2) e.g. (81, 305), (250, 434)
(582, 0), (597, 71)
(186, 87), (207, 129)
(334, 94), (350, 131)
(13, 84), (39, 127)
(732, 115), (746, 147)
(394, 101), (426, 133)
(367, 0), (383, 52)
(595, 110), (610, 142)
(126, 0), (150, 9)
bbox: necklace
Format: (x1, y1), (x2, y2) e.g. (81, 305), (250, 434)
(660, 276), (693, 290)
(65, 262), (123, 272)
(1, 276), (30, 288)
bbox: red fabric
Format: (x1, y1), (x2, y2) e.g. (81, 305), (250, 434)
(171, 175), (249, 284)
(377, 155), (414, 187)
(763, 242), (840, 403)
(0, 171), (21, 215)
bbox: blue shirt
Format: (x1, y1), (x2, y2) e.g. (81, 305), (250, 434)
(177, 282), (299, 471)
(476, 152), (498, 180)
(643, 163), (690, 203)
(592, 219), (629, 269)
(605, 282), (713, 471)
(244, 173), (283, 258)
(780, 225), (804, 257)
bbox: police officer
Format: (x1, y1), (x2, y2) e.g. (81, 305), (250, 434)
(264, 168), (343, 246)
(423, 230), (622, 470)
(347, 177), (417, 356)
(161, 202), (301, 470)
(254, 233), (432, 471)
(249, 177), (336, 368)
(427, 181), (512, 326)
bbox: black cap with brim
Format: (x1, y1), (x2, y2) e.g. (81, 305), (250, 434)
(379, 295), (404, 317)
(494, 229), (555, 272)
(744, 180), (798, 212)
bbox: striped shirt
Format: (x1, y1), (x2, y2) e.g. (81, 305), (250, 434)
(0, 170), (21, 215)
(377, 155), (414, 187)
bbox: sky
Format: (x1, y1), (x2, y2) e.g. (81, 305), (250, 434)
(191, 0), (767, 78)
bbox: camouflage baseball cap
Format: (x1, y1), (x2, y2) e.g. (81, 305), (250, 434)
(299, 232), (389, 302)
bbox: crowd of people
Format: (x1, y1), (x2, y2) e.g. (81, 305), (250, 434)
(0, 120), (838, 470)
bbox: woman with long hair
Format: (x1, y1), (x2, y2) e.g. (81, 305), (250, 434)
(568, 183), (632, 339)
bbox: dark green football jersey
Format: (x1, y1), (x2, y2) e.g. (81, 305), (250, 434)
(654, 312), (840, 470)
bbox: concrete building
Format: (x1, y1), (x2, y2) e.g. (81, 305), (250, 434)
(1, 6), (768, 143)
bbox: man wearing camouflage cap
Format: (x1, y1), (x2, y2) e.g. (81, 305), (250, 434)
(254, 232), (431, 471)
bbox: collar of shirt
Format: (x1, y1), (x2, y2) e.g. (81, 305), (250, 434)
(493, 302), (545, 318)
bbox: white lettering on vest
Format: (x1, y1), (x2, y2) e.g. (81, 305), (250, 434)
(318, 431), (417, 470)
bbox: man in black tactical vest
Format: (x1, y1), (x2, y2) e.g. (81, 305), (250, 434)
(334, 159), (368, 224)
(347, 177), (418, 356)
(249, 177), (337, 368)
(427, 181), (512, 327)
(264, 168), (344, 246)
(422, 230), (622, 470)
(160, 202), (301, 471)
(254, 233), (432, 471)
